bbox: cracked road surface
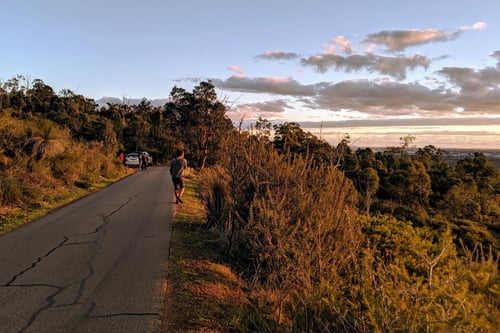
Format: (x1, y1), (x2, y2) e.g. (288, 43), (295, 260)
(0, 167), (175, 333)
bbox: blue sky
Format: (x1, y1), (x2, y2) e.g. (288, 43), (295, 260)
(1, 0), (500, 149)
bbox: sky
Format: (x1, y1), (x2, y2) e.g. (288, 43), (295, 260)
(1, 0), (500, 149)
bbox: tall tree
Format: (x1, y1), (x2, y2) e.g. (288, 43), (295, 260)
(165, 81), (233, 169)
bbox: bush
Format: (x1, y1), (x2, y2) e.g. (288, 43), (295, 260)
(0, 114), (128, 227)
(0, 166), (24, 206)
(201, 137), (363, 330)
(49, 147), (84, 184)
(199, 165), (231, 230)
(201, 135), (500, 331)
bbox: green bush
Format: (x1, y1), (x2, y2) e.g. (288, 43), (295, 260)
(356, 215), (500, 332)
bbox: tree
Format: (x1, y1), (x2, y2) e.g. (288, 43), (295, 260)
(456, 152), (499, 194)
(254, 117), (272, 141)
(165, 81), (233, 169)
(273, 122), (307, 155)
(273, 122), (334, 165)
(359, 166), (380, 215)
(405, 160), (432, 206)
(334, 134), (359, 174)
(26, 79), (56, 115)
(414, 145), (459, 205)
(123, 113), (150, 152)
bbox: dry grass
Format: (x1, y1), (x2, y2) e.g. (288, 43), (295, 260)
(0, 169), (132, 235)
(158, 171), (250, 332)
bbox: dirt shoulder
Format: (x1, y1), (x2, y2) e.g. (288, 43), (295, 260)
(158, 173), (250, 332)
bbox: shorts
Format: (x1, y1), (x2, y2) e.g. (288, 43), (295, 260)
(172, 176), (185, 190)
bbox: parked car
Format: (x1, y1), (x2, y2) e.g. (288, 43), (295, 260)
(139, 151), (153, 166)
(124, 152), (140, 167)
(124, 152), (153, 167)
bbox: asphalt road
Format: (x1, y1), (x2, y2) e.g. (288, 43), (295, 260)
(0, 166), (175, 333)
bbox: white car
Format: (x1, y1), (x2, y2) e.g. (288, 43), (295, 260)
(124, 152), (140, 167)
(124, 152), (153, 167)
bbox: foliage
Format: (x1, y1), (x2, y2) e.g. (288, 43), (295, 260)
(356, 215), (500, 332)
(0, 79), (129, 229)
(159, 171), (250, 332)
(164, 81), (234, 168)
(199, 119), (500, 331)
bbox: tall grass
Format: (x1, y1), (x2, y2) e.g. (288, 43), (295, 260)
(199, 135), (500, 332)
(200, 136), (365, 331)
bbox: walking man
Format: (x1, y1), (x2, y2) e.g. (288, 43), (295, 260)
(170, 149), (188, 204)
(140, 153), (147, 171)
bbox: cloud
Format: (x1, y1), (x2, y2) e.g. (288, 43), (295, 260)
(301, 53), (430, 80)
(314, 76), (500, 115)
(322, 36), (353, 54)
(299, 118), (499, 149)
(362, 22), (486, 52)
(247, 100), (289, 113)
(255, 50), (300, 61)
(216, 22), (500, 130)
(491, 50), (500, 64)
(300, 116), (498, 129)
(438, 65), (500, 97)
(312, 80), (455, 114)
(363, 29), (462, 51)
(463, 22), (487, 31)
(226, 100), (289, 122)
(211, 75), (317, 96)
(216, 72), (500, 119)
(228, 65), (245, 76)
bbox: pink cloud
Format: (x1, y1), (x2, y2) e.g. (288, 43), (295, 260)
(228, 65), (244, 76)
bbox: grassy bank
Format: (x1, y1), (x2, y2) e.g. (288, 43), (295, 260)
(0, 169), (132, 235)
(159, 171), (250, 332)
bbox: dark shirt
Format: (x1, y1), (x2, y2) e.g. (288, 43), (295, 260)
(170, 158), (187, 178)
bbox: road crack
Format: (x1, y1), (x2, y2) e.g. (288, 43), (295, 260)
(4, 196), (133, 287)
(3, 196), (135, 332)
(5, 237), (69, 286)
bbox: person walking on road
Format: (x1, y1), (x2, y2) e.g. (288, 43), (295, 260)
(140, 152), (147, 171)
(170, 149), (188, 204)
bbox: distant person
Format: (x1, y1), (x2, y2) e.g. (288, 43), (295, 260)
(140, 153), (147, 171)
(118, 152), (124, 163)
(170, 150), (187, 204)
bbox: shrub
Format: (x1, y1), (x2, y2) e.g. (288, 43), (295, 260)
(49, 147), (85, 185)
(0, 166), (24, 205)
(201, 134), (500, 331)
(356, 215), (500, 332)
(201, 136), (363, 330)
(199, 165), (231, 230)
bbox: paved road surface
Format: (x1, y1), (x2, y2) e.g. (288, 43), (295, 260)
(0, 167), (175, 333)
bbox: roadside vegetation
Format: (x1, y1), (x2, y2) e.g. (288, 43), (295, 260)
(1, 75), (499, 331)
(0, 114), (131, 234)
(159, 170), (250, 332)
(199, 132), (500, 332)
